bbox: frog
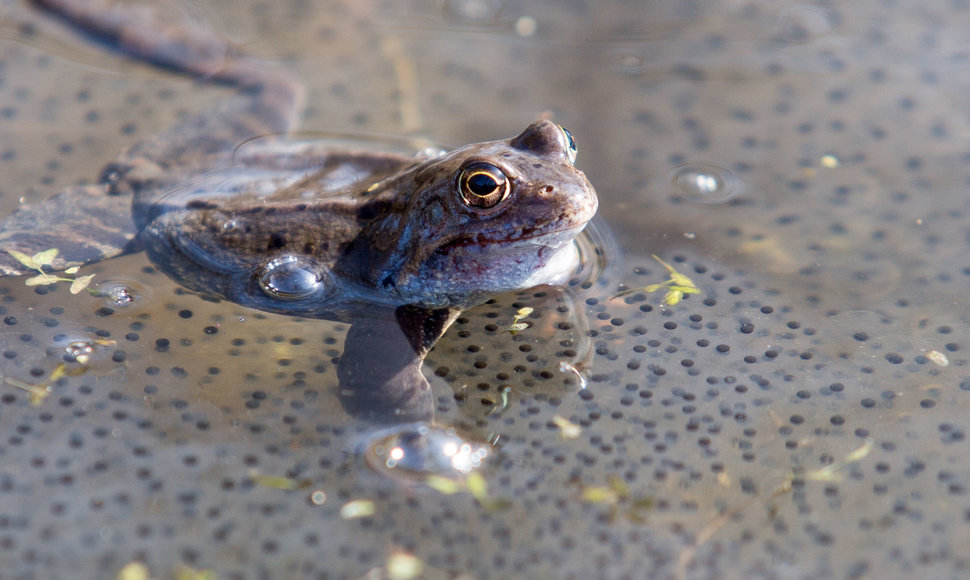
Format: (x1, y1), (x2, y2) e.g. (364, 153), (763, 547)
(0, 0), (599, 422)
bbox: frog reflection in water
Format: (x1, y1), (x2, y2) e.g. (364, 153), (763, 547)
(0, 0), (598, 421)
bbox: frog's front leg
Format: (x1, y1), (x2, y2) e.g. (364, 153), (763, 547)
(337, 306), (460, 422)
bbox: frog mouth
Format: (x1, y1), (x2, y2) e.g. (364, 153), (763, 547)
(441, 222), (588, 251)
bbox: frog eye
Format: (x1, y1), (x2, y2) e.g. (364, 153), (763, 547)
(557, 124), (578, 164)
(457, 162), (511, 209)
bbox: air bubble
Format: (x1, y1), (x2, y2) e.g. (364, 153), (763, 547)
(615, 51), (647, 76)
(671, 163), (738, 204)
(415, 147), (446, 160)
(258, 255), (327, 300)
(362, 422), (492, 485)
(106, 286), (135, 307)
(442, 0), (503, 25)
(66, 341), (97, 363)
(61, 337), (117, 369)
(222, 217), (247, 232)
(96, 280), (144, 308)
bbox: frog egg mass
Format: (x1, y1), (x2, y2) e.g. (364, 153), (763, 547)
(0, 0), (968, 579)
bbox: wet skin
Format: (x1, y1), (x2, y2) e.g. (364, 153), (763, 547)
(0, 0), (599, 421)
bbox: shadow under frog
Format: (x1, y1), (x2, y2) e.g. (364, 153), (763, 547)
(0, 0), (599, 422)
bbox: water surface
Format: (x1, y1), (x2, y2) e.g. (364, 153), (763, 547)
(1, 0), (969, 578)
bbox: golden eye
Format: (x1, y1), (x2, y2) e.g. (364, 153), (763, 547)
(457, 162), (511, 209)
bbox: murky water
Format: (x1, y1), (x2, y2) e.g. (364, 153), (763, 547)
(1, 0), (969, 578)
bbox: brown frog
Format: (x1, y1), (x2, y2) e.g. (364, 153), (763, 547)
(0, 0), (599, 421)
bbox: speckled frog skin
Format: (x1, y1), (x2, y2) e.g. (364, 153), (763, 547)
(0, 0), (598, 421)
(139, 120), (596, 321)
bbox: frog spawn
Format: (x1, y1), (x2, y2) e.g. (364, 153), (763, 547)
(4, 241), (969, 579)
(3, 0), (970, 579)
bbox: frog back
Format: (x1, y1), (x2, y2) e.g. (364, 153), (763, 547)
(137, 141), (421, 321)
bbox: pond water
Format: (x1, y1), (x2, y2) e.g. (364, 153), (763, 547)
(1, 0), (969, 578)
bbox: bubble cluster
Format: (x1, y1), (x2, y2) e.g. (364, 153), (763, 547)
(362, 422), (492, 483)
(98, 280), (143, 308)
